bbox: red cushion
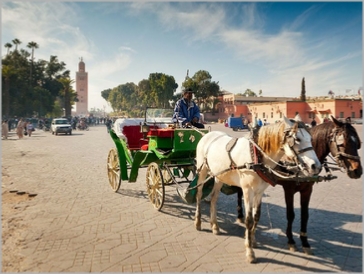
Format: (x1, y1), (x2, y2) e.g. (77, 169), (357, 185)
(156, 128), (174, 138)
(141, 144), (149, 150)
(122, 126), (143, 149)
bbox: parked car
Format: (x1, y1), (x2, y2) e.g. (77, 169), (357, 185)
(227, 116), (248, 131)
(50, 118), (72, 135)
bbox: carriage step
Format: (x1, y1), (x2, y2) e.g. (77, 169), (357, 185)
(156, 148), (172, 155)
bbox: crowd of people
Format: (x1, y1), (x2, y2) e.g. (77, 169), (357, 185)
(1, 115), (116, 140)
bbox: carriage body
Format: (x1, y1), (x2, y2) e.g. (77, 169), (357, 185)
(107, 107), (209, 210)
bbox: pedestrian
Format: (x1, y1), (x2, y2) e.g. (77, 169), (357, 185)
(257, 118), (263, 127)
(105, 118), (112, 133)
(16, 118), (24, 139)
(26, 121), (34, 137)
(172, 87), (204, 128)
(311, 118), (317, 127)
(2, 119), (9, 139)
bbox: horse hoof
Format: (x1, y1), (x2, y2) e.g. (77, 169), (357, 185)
(303, 247), (314, 255)
(288, 244), (297, 252)
(246, 255), (257, 264)
(212, 228), (220, 235)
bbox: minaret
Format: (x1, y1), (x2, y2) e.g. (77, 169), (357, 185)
(75, 57), (88, 116)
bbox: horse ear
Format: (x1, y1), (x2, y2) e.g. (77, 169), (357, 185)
(283, 115), (293, 127)
(283, 115), (294, 131)
(294, 113), (302, 122)
(331, 115), (343, 127)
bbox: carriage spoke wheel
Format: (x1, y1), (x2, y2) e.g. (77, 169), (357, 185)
(146, 162), (165, 211)
(107, 148), (121, 192)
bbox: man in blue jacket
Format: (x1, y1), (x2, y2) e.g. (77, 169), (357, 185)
(172, 88), (204, 128)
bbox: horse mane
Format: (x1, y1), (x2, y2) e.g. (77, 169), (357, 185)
(257, 122), (286, 154)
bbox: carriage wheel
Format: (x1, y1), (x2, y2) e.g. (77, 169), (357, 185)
(146, 162), (165, 211)
(107, 148), (121, 192)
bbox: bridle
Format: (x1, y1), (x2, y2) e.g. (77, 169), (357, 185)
(282, 125), (315, 174)
(329, 127), (361, 169)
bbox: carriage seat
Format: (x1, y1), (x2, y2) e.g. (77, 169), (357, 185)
(147, 128), (175, 138)
(122, 125), (147, 150)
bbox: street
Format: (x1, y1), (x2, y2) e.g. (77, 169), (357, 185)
(1, 123), (362, 272)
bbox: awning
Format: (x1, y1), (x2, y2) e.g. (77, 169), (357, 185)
(318, 109), (331, 113)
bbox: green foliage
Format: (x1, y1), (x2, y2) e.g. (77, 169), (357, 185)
(181, 70), (221, 112)
(2, 39), (72, 118)
(242, 89), (257, 97)
(300, 77), (306, 101)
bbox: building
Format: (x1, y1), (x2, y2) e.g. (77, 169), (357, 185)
(246, 97), (362, 124)
(203, 91), (362, 124)
(75, 58), (88, 116)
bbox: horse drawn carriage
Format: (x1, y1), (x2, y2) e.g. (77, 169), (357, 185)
(107, 107), (214, 210)
(106, 107), (362, 263)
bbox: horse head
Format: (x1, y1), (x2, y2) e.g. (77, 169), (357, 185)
(329, 116), (362, 179)
(281, 114), (322, 177)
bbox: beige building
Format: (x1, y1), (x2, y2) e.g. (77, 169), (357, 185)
(75, 58), (88, 116)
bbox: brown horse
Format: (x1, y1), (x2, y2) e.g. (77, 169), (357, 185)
(236, 116), (362, 254)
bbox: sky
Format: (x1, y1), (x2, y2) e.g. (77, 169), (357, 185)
(2, 1), (363, 113)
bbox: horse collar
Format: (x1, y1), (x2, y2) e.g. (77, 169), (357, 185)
(249, 142), (276, 186)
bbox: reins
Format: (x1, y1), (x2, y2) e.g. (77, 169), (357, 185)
(183, 123), (316, 192)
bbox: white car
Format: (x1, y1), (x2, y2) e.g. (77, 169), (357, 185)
(50, 118), (72, 135)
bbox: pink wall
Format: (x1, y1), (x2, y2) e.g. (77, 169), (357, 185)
(207, 96), (362, 124)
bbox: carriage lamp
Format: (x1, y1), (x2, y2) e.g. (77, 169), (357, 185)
(140, 122), (150, 138)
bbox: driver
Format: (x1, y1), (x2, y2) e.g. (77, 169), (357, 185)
(172, 88), (205, 128)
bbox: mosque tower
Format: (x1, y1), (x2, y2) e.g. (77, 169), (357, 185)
(75, 57), (88, 116)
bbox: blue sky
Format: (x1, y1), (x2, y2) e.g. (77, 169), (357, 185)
(2, 1), (362, 112)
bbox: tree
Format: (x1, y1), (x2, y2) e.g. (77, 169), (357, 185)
(27, 41), (39, 83)
(182, 70), (221, 111)
(57, 77), (76, 117)
(1, 64), (16, 117)
(300, 77), (306, 101)
(27, 41), (39, 61)
(12, 38), (21, 51)
(242, 89), (257, 97)
(4, 43), (12, 55)
(101, 88), (112, 102)
(148, 73), (178, 108)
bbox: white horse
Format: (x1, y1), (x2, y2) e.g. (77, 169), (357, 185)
(194, 115), (321, 263)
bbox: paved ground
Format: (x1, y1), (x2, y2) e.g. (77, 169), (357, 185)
(1, 123), (362, 272)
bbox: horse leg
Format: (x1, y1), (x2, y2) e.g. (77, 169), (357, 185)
(194, 166), (208, 231)
(300, 183), (314, 255)
(250, 200), (262, 248)
(283, 184), (297, 252)
(237, 187), (244, 223)
(210, 179), (223, 235)
(242, 188), (256, 263)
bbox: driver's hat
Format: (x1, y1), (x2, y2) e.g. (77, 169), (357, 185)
(183, 87), (193, 94)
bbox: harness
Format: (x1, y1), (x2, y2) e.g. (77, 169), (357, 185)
(197, 128), (301, 187)
(329, 127), (361, 169)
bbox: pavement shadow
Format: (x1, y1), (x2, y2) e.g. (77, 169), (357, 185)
(161, 191), (362, 271)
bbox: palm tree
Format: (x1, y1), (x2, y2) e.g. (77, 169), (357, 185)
(4, 43), (12, 55)
(27, 41), (39, 61)
(12, 38), (21, 51)
(57, 77), (76, 117)
(27, 41), (39, 83)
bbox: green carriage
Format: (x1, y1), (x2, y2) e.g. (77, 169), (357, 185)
(107, 107), (209, 210)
